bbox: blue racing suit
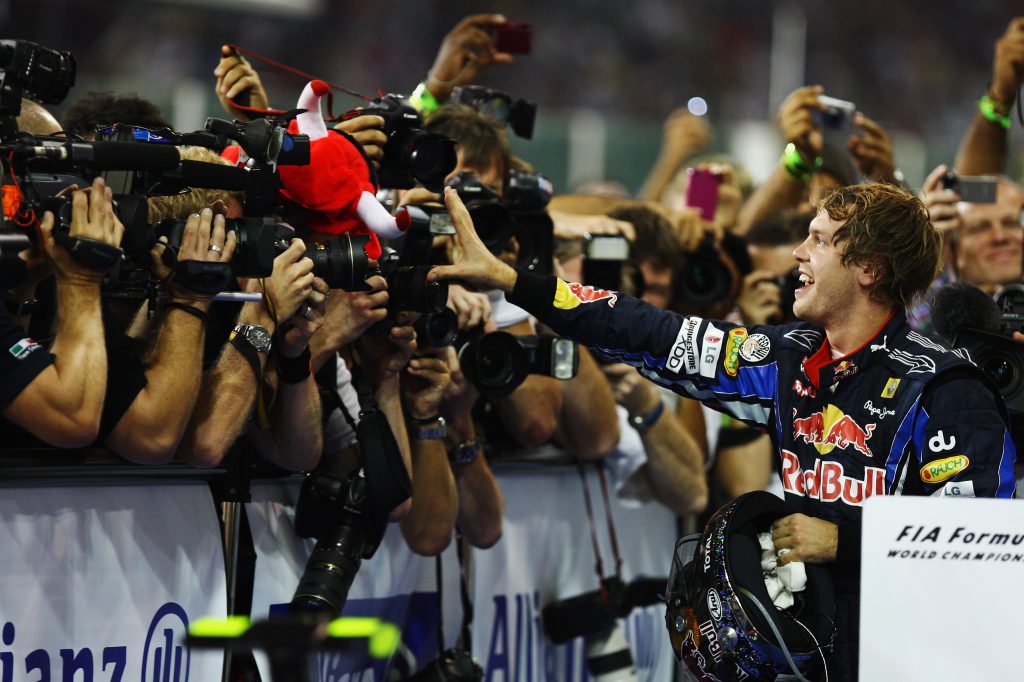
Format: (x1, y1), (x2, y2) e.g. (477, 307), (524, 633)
(507, 272), (1017, 680)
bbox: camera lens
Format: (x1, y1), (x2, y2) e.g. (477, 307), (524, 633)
(291, 524), (364, 616)
(405, 133), (457, 192)
(305, 235), (371, 291)
(983, 355), (1021, 394)
(389, 266), (448, 313)
(416, 308), (458, 348)
(459, 331), (529, 397)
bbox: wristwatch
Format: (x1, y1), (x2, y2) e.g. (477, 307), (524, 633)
(231, 324), (272, 353)
(629, 400), (665, 433)
(411, 416), (447, 441)
(449, 440), (479, 466)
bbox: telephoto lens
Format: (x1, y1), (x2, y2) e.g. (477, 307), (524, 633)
(304, 234), (373, 291)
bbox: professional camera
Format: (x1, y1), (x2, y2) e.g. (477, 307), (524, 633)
(542, 577), (664, 682)
(450, 85), (537, 139)
(457, 330), (578, 399)
(406, 648), (483, 682)
(0, 40), (75, 142)
(363, 94), (456, 192)
(151, 216), (373, 289)
(774, 268), (802, 322)
(292, 403), (412, 616)
(504, 168), (555, 277)
(582, 234), (630, 292)
(370, 202), (460, 347)
(407, 172), (515, 259)
(673, 234), (734, 309)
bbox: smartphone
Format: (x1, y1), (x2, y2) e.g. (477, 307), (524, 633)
(582, 235), (629, 291)
(816, 95), (856, 129)
(684, 168), (721, 221)
(492, 21), (533, 54)
(942, 171), (998, 204)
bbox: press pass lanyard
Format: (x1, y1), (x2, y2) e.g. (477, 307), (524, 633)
(577, 461), (624, 599)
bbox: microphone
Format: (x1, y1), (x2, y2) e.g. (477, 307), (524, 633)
(931, 282), (1002, 343)
(172, 160), (249, 190)
(22, 141), (180, 171)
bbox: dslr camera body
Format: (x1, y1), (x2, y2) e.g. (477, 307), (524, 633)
(363, 94), (456, 191)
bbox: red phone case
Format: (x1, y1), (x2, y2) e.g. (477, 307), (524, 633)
(493, 22), (533, 54)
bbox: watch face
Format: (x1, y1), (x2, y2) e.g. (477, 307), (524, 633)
(245, 325), (272, 352)
(453, 442), (478, 465)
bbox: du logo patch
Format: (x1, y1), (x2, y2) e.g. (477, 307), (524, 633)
(142, 602), (190, 682)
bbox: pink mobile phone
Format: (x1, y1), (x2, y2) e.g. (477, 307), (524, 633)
(684, 168), (721, 221)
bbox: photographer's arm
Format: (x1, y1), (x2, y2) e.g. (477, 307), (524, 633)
(399, 353), (458, 555)
(602, 362), (707, 515)
(2, 181), (122, 447)
(213, 45), (271, 122)
(637, 109), (712, 203)
(735, 165), (807, 235)
(105, 211), (233, 463)
(955, 18), (1024, 175)
(443, 349), (503, 548)
(552, 346), (620, 458)
(178, 240), (313, 467)
(247, 278), (329, 472)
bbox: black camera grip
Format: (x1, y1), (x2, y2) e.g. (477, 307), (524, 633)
(51, 230), (123, 272)
(172, 260), (233, 295)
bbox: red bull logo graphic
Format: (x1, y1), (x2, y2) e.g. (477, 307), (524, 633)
(781, 450), (885, 505)
(567, 282), (617, 305)
(791, 405), (875, 457)
(553, 280), (617, 310)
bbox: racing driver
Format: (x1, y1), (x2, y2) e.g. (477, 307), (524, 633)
(429, 181), (1017, 681)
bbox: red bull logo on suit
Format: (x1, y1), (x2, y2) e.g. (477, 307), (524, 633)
(792, 405), (876, 457)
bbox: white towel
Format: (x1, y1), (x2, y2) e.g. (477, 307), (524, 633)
(757, 532), (807, 610)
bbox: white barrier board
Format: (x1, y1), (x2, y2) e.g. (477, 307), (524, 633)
(861, 496), (1024, 680)
(0, 482), (227, 682)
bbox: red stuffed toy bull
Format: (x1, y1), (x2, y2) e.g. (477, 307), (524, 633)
(224, 80), (409, 259)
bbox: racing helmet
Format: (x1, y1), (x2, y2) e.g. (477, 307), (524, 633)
(663, 491), (835, 681)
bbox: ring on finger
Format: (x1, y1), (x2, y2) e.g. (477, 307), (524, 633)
(301, 304), (315, 320)
(209, 244), (223, 254)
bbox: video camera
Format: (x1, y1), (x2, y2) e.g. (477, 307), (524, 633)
(362, 94), (456, 192)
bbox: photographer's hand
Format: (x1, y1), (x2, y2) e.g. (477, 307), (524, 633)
(402, 349), (453, 421)
(549, 210), (636, 242)
(426, 14), (514, 102)
(778, 85), (826, 163)
(310, 274), (389, 371)
(44, 177), (125, 284)
(428, 187), (518, 292)
(278, 277), (328, 359)
(447, 283), (492, 331)
(920, 164), (962, 238)
(213, 45), (270, 121)
(737, 270), (783, 326)
(152, 209), (237, 307)
(847, 112), (895, 183)
(991, 17), (1024, 105)
(333, 115), (387, 171)
(262, 239), (315, 323)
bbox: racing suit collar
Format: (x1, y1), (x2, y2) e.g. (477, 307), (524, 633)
(802, 308), (900, 389)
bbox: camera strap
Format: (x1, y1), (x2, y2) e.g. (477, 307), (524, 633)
(432, 530), (475, 657)
(223, 44), (372, 119)
(577, 462), (624, 598)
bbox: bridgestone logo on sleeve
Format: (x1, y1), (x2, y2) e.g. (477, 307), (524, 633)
(700, 324), (724, 378)
(667, 317), (702, 374)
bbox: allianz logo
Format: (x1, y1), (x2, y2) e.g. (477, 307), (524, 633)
(0, 602), (191, 681)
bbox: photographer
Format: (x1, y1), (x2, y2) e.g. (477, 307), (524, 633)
(736, 85), (896, 234)
(96, 208), (235, 463)
(1, 178), (123, 447)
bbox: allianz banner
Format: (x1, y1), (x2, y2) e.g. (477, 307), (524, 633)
(247, 468), (677, 681)
(0, 482), (227, 682)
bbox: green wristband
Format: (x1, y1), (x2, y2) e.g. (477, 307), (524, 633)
(409, 81), (441, 117)
(781, 142), (822, 182)
(978, 95), (1012, 130)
